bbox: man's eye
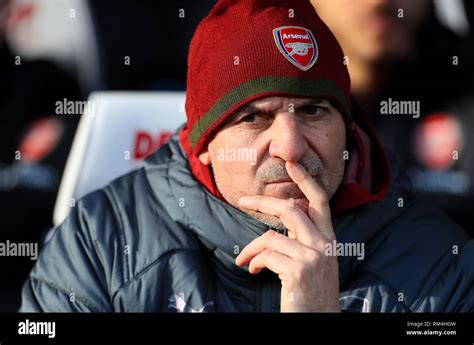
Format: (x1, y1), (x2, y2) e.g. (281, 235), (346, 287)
(303, 104), (324, 116)
(240, 113), (257, 123)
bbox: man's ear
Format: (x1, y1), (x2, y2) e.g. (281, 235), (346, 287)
(198, 149), (211, 166)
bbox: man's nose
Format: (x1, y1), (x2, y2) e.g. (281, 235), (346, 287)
(268, 114), (309, 162)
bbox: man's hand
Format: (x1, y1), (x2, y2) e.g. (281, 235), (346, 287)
(235, 161), (340, 312)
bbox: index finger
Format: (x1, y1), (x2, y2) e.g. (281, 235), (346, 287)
(285, 161), (335, 241)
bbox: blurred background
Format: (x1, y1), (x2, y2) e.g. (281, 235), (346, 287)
(0, 0), (473, 311)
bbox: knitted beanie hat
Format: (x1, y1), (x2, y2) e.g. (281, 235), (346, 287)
(183, 0), (352, 156)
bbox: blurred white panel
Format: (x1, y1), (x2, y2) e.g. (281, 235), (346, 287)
(53, 91), (187, 226)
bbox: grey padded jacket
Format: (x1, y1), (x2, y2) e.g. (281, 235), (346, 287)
(20, 130), (474, 312)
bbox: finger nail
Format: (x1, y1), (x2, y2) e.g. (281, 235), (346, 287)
(286, 161), (299, 169)
(286, 161), (302, 175)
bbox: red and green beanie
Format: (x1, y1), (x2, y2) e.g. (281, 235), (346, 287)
(179, 0), (353, 198)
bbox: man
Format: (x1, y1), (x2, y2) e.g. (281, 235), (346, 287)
(311, 0), (474, 233)
(20, 0), (473, 312)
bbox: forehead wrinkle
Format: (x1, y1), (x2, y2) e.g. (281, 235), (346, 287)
(251, 97), (327, 110)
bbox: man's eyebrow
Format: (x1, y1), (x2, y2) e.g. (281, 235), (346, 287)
(225, 104), (259, 124)
(291, 98), (334, 111)
(225, 99), (331, 124)
(295, 98), (329, 106)
(236, 104), (258, 115)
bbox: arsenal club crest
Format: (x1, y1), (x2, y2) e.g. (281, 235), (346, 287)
(273, 26), (318, 71)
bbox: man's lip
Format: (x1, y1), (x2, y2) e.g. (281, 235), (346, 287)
(267, 179), (294, 184)
(267, 175), (317, 184)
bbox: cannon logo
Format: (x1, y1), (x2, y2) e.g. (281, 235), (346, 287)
(273, 26), (318, 71)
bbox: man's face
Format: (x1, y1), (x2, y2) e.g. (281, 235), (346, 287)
(311, 0), (430, 62)
(198, 96), (346, 230)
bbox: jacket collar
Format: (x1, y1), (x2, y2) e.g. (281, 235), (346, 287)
(145, 131), (270, 274)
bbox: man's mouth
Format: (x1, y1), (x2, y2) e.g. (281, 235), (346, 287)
(267, 179), (294, 184)
(264, 181), (305, 199)
(267, 174), (318, 185)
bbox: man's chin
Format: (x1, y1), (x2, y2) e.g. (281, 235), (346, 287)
(246, 210), (287, 231)
(262, 185), (310, 214)
(243, 198), (310, 231)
